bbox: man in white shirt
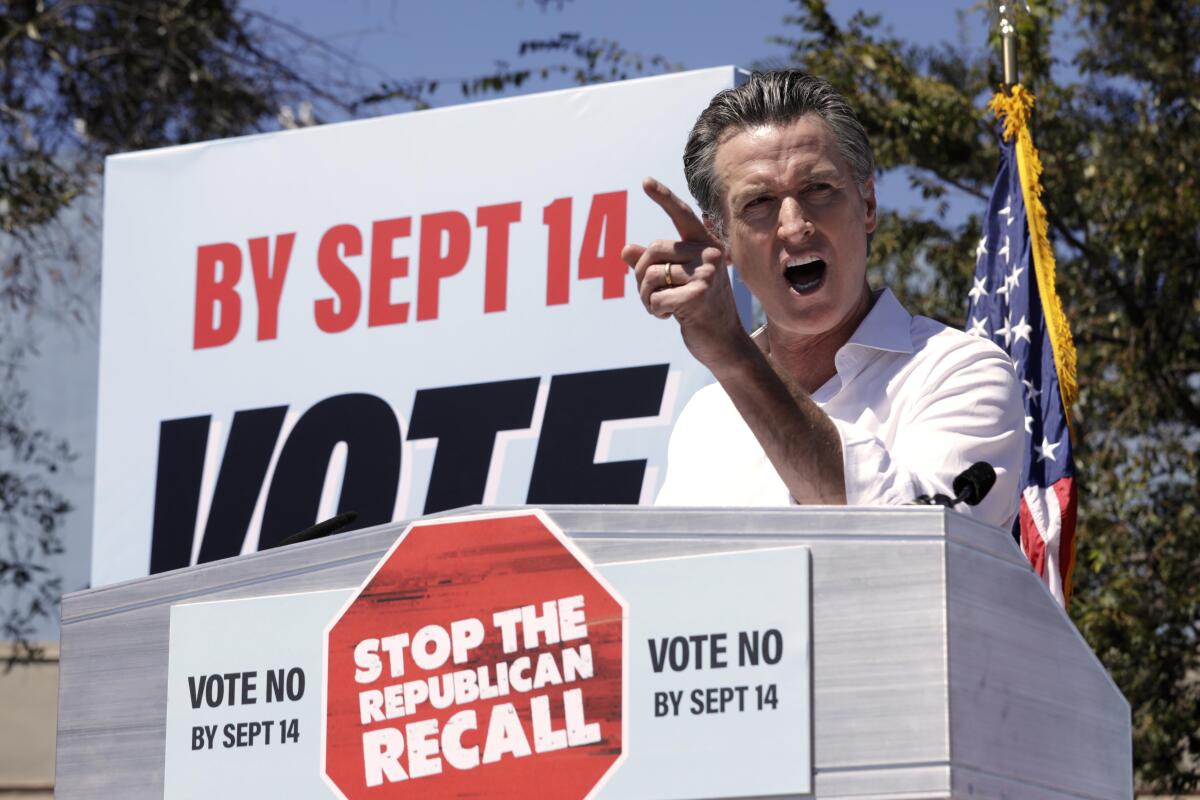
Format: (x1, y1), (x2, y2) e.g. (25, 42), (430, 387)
(622, 70), (1023, 528)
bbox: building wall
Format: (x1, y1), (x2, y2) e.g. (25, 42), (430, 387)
(0, 642), (58, 797)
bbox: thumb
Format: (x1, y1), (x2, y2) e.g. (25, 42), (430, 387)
(622, 243), (646, 269)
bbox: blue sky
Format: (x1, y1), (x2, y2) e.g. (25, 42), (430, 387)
(249, 0), (991, 113)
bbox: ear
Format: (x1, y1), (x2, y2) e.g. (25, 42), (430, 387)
(861, 176), (878, 235)
(702, 212), (724, 244)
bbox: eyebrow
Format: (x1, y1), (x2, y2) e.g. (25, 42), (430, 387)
(731, 170), (843, 204)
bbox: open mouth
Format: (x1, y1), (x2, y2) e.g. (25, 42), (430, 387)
(784, 259), (826, 294)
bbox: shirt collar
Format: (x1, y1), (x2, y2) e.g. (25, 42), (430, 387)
(844, 287), (913, 355)
(754, 287), (915, 397)
(830, 288), (913, 388)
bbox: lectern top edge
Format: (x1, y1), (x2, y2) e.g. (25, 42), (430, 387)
(64, 505), (1030, 625)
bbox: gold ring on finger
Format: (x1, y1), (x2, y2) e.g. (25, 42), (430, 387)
(664, 263), (674, 287)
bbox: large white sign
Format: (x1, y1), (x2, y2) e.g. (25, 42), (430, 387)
(94, 68), (749, 587)
(163, 546), (812, 798)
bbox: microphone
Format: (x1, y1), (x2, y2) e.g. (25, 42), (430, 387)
(951, 462), (996, 506)
(914, 462), (996, 508)
(268, 511), (358, 549)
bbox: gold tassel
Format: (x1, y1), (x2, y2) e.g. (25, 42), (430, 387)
(987, 86), (1079, 417)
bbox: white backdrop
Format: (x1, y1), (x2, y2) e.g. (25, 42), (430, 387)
(94, 67), (749, 587)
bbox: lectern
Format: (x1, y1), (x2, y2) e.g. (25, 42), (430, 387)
(56, 506), (1131, 798)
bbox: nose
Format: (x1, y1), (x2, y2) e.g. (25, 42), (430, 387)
(777, 197), (813, 243)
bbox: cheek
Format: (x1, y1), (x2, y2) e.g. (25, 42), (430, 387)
(725, 229), (769, 270)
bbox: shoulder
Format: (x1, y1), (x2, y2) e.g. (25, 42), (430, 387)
(675, 380), (735, 425)
(909, 313), (1017, 378)
(660, 380), (739, 491)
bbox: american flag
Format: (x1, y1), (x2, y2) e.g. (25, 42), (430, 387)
(967, 89), (1078, 605)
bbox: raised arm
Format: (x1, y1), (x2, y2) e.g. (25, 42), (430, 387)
(623, 178), (848, 504)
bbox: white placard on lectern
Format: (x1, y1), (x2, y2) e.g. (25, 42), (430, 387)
(162, 548), (813, 799)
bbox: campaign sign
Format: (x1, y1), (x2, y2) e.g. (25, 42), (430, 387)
(323, 510), (626, 799)
(599, 548), (813, 799)
(161, 531), (812, 798)
(93, 67), (749, 588)
(163, 589), (352, 800)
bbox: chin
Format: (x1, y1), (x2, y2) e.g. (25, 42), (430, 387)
(769, 295), (860, 338)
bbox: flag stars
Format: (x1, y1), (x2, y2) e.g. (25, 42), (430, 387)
(1024, 415), (1034, 434)
(1035, 436), (1062, 463)
(967, 316), (989, 337)
(1007, 263), (1025, 292)
(999, 234), (1011, 263)
(1011, 315), (1033, 343)
(995, 261), (1023, 301)
(1000, 203), (1016, 226)
(968, 276), (989, 303)
(975, 236), (989, 260)
(995, 314), (1013, 346)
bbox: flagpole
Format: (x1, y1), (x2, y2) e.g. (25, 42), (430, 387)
(995, 1), (1020, 88)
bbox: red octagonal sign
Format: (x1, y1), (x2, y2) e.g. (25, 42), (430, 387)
(322, 510), (625, 799)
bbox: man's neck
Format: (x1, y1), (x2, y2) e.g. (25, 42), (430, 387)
(758, 286), (875, 394)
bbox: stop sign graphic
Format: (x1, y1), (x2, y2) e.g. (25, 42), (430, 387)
(322, 510), (625, 799)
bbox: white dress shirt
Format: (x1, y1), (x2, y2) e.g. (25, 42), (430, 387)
(655, 288), (1025, 529)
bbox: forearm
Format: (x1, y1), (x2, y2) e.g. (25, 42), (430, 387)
(709, 336), (847, 504)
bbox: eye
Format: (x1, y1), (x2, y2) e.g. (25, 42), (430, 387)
(806, 182), (834, 194)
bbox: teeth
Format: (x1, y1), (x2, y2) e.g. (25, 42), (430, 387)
(784, 256), (825, 292)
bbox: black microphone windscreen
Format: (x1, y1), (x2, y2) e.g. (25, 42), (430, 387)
(952, 462), (996, 506)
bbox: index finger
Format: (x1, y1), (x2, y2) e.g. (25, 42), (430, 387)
(643, 177), (715, 245)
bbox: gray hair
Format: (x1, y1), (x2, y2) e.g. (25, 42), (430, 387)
(683, 70), (875, 235)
